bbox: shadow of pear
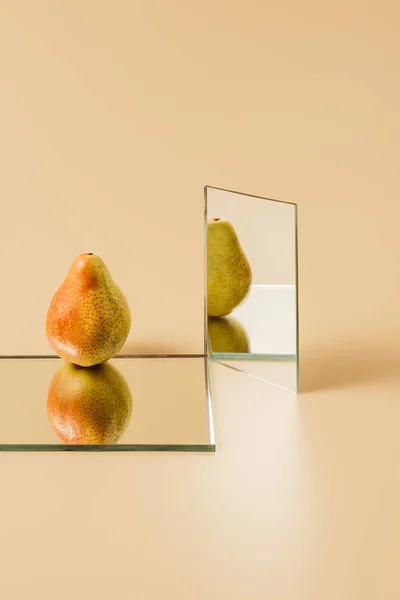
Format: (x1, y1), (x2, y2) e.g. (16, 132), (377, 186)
(47, 361), (132, 444)
(208, 317), (251, 354)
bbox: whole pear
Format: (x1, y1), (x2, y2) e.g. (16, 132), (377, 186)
(208, 317), (250, 353)
(46, 254), (131, 366)
(47, 361), (132, 445)
(207, 219), (252, 317)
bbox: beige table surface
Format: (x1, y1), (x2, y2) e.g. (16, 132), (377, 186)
(1, 358), (400, 600)
(1, 1), (400, 598)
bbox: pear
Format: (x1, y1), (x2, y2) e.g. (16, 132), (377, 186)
(208, 317), (250, 354)
(47, 361), (132, 445)
(208, 317), (250, 353)
(207, 219), (252, 317)
(46, 254), (131, 366)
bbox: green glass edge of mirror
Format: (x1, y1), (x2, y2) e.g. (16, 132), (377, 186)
(0, 444), (216, 452)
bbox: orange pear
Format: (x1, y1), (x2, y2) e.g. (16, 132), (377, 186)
(46, 254), (131, 366)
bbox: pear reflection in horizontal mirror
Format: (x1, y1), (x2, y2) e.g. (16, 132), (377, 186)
(208, 317), (250, 353)
(47, 361), (132, 445)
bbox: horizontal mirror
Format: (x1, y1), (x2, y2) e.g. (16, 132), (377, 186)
(0, 357), (214, 451)
(205, 186), (299, 393)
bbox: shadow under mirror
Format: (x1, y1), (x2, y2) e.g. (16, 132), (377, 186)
(205, 186), (299, 393)
(0, 357), (215, 451)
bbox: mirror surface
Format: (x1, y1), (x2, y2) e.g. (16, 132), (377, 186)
(0, 357), (214, 451)
(205, 186), (298, 392)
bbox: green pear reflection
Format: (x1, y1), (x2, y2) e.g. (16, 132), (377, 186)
(208, 317), (251, 354)
(207, 218), (252, 317)
(47, 362), (132, 444)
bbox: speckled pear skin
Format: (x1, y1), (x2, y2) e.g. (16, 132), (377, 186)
(208, 316), (250, 353)
(46, 254), (131, 367)
(207, 219), (252, 317)
(47, 361), (132, 445)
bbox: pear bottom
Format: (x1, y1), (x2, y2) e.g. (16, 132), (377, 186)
(47, 361), (132, 445)
(208, 317), (250, 354)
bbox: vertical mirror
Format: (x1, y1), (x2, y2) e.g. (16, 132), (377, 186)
(205, 186), (299, 393)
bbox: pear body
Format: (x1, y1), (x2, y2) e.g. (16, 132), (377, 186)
(46, 254), (131, 366)
(47, 361), (132, 444)
(207, 220), (252, 317)
(208, 317), (250, 353)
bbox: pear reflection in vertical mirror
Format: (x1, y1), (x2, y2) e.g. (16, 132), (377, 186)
(205, 186), (298, 393)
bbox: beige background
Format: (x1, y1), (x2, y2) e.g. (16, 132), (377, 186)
(1, 1), (400, 599)
(0, 2), (205, 356)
